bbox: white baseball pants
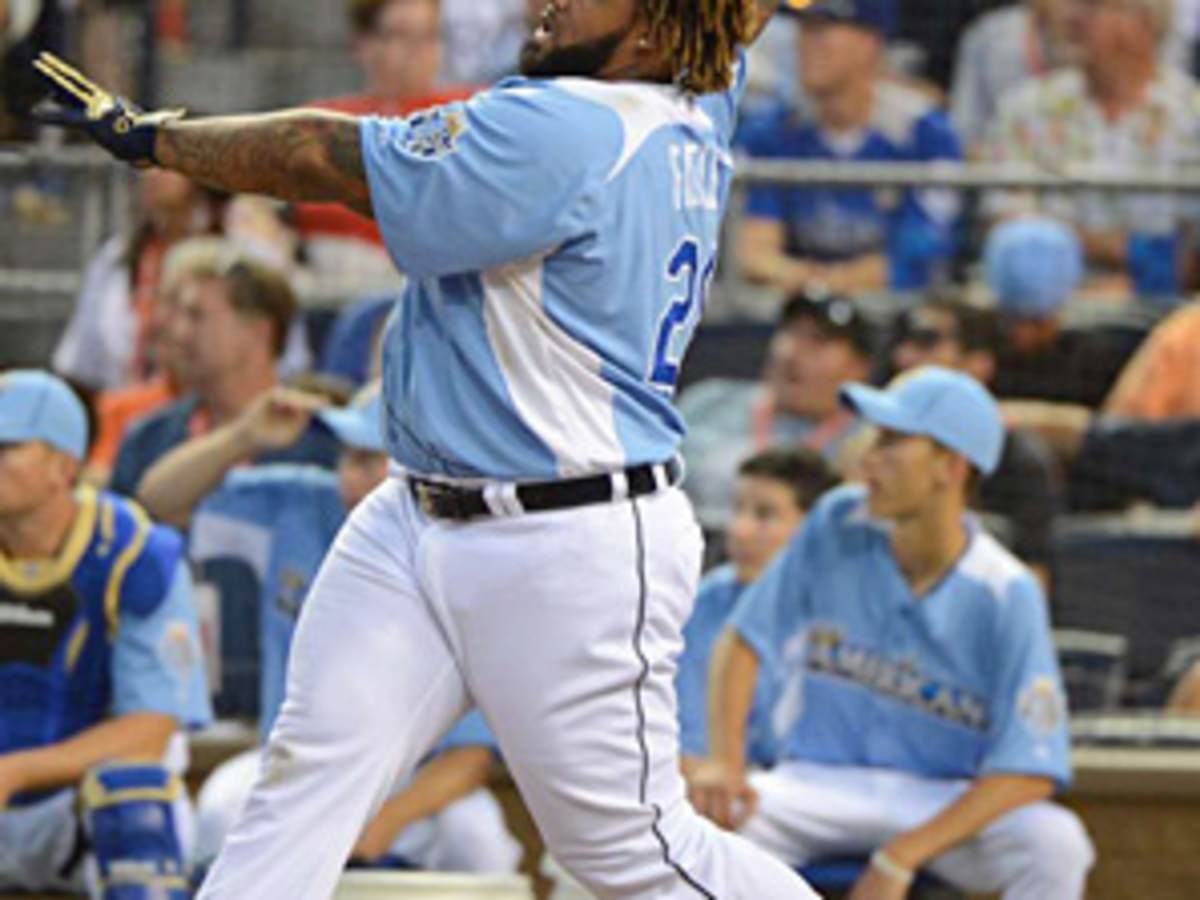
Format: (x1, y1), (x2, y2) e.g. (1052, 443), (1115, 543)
(742, 761), (1094, 899)
(198, 479), (815, 899)
(193, 748), (521, 873)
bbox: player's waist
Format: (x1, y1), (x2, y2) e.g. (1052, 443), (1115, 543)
(400, 458), (682, 522)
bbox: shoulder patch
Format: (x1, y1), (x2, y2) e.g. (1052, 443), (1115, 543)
(1018, 676), (1066, 738)
(396, 106), (468, 160)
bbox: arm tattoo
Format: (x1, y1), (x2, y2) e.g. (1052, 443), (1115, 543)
(156, 111), (373, 216)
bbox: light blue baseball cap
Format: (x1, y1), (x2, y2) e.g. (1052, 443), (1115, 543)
(0, 370), (89, 461)
(839, 366), (1005, 475)
(984, 216), (1083, 319)
(316, 382), (386, 453)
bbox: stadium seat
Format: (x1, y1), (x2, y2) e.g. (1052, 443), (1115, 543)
(1051, 517), (1200, 704)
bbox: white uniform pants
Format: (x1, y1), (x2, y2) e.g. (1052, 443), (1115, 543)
(193, 748), (521, 872)
(742, 761), (1095, 899)
(199, 480), (815, 899)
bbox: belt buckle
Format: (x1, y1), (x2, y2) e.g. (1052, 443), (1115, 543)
(413, 482), (439, 518)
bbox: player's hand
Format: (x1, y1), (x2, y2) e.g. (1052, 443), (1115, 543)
(234, 387), (329, 455)
(686, 759), (757, 831)
(848, 864), (911, 900)
(30, 52), (185, 168)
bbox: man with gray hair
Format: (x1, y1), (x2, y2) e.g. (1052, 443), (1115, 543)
(983, 0), (1200, 298)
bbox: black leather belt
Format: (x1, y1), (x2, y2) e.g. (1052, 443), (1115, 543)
(408, 459), (682, 522)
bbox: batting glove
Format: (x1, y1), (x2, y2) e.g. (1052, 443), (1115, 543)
(31, 52), (185, 168)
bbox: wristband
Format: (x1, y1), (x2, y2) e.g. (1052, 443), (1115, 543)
(870, 849), (915, 886)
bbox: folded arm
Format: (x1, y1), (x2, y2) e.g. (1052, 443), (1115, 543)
(155, 112), (373, 217)
(0, 713), (175, 806)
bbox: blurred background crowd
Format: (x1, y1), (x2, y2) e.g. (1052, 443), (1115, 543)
(5, 0), (1200, 896)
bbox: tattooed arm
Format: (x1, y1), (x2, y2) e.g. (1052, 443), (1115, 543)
(155, 111), (374, 218)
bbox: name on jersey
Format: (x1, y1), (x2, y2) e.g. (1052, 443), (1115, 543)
(0, 603), (55, 628)
(806, 626), (989, 732)
(669, 142), (720, 212)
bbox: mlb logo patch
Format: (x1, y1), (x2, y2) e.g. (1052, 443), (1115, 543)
(398, 107), (468, 160)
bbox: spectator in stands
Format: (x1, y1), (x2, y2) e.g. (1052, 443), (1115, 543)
(109, 245), (339, 499)
(52, 171), (228, 394)
(297, 0), (476, 282)
(677, 448), (838, 792)
(890, 297), (1064, 586)
(679, 293), (871, 529)
(1104, 301), (1200, 419)
(950, 0), (1079, 154)
(737, 0), (962, 297)
(986, 216), (1133, 407)
(695, 368), (1095, 898)
(983, 0), (1200, 296)
(140, 385), (521, 876)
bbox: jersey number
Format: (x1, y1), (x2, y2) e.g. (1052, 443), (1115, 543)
(650, 238), (715, 392)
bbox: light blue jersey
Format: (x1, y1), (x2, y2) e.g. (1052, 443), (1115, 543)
(361, 58), (747, 479)
(730, 485), (1072, 787)
(676, 565), (777, 768)
(191, 466), (346, 739)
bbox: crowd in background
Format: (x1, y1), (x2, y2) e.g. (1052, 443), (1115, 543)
(5, 0), (1200, 895)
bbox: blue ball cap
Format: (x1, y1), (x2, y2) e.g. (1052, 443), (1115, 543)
(839, 366), (1005, 475)
(984, 216), (1083, 319)
(0, 370), (89, 462)
(780, 0), (895, 36)
(316, 382), (387, 453)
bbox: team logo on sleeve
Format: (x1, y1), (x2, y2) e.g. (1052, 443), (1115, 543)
(1018, 676), (1066, 738)
(397, 107), (468, 160)
(158, 621), (199, 698)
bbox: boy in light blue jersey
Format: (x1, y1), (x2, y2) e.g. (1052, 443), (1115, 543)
(37, 3), (821, 897)
(0, 372), (211, 900)
(697, 367), (1095, 900)
(144, 384), (520, 875)
(677, 447), (837, 784)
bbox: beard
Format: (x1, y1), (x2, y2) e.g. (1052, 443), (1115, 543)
(519, 27), (629, 79)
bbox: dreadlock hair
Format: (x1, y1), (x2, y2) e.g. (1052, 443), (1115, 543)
(642, 0), (759, 94)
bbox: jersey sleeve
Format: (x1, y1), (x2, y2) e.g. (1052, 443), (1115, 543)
(360, 84), (622, 279)
(112, 560), (213, 729)
(675, 578), (729, 759)
(889, 111), (962, 289)
(980, 576), (1072, 788)
(729, 521), (816, 676)
(434, 710), (498, 755)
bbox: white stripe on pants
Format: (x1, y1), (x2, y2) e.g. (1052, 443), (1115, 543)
(199, 479), (815, 899)
(741, 761), (1094, 899)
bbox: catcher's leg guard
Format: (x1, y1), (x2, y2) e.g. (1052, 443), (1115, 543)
(80, 763), (188, 900)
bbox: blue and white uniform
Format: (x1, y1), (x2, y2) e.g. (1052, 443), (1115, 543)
(201, 47), (817, 900)
(189, 466), (519, 873)
(0, 488), (211, 896)
(676, 565), (778, 769)
(727, 486), (1094, 898)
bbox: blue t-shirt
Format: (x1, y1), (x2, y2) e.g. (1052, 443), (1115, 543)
(361, 58), (747, 480)
(740, 81), (962, 290)
(676, 565), (778, 768)
(730, 486), (1072, 787)
(110, 396), (340, 499)
(191, 466), (347, 739)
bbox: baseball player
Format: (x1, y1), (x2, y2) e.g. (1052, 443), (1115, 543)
(32, 2), (821, 897)
(0, 370), (211, 899)
(677, 447), (837, 785)
(694, 367), (1095, 900)
(144, 384), (520, 874)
